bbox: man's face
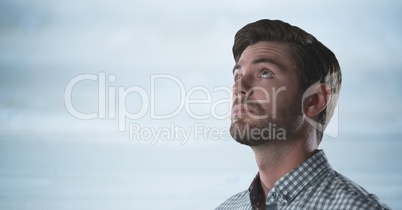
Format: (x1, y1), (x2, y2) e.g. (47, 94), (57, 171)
(229, 41), (304, 146)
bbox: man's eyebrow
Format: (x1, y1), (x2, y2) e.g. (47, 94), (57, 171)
(232, 58), (285, 74)
(232, 64), (240, 74)
(252, 58), (285, 70)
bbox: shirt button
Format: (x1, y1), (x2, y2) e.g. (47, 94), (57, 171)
(271, 192), (277, 198)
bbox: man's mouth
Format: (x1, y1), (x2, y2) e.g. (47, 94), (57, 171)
(232, 104), (255, 118)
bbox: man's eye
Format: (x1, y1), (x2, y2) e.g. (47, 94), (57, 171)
(260, 70), (273, 78)
(234, 74), (242, 82)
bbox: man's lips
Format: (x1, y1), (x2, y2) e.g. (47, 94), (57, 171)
(232, 104), (254, 116)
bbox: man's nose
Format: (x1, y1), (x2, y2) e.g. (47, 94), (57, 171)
(233, 74), (253, 99)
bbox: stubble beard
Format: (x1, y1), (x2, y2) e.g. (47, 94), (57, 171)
(229, 97), (302, 146)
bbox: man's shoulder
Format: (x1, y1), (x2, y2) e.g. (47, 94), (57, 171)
(215, 170), (391, 210)
(308, 170), (391, 209)
(215, 190), (250, 210)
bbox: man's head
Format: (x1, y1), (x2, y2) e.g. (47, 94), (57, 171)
(229, 19), (341, 146)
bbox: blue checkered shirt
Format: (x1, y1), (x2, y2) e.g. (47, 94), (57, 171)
(216, 150), (390, 210)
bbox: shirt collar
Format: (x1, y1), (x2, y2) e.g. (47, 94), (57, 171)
(248, 150), (332, 207)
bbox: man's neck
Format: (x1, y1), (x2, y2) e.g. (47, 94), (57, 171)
(251, 135), (318, 199)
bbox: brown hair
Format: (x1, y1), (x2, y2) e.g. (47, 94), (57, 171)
(233, 19), (342, 144)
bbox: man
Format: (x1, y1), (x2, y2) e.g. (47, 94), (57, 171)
(216, 19), (390, 210)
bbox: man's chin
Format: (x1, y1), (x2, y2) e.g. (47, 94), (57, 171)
(230, 122), (264, 146)
(229, 120), (288, 145)
(233, 137), (269, 146)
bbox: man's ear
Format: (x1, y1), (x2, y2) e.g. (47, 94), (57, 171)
(303, 84), (331, 119)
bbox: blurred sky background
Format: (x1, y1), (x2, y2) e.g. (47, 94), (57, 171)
(0, 0), (401, 209)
